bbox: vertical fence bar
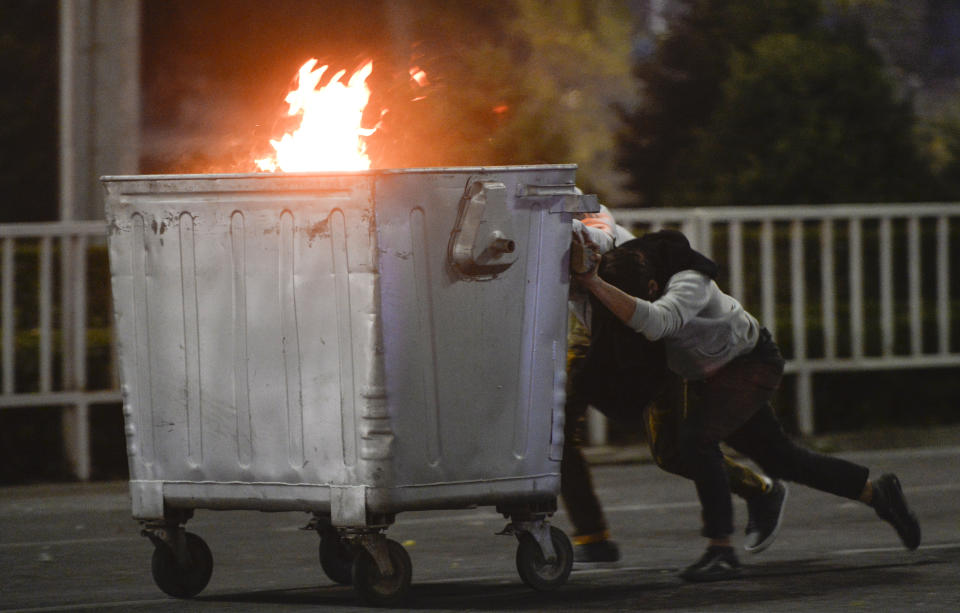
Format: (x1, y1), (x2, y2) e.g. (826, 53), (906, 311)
(698, 217), (713, 258)
(58, 232), (83, 477)
(790, 220), (813, 434)
(729, 220), (743, 301)
(587, 408), (607, 447)
(760, 220), (775, 331)
(1, 238), (14, 394)
(820, 219), (836, 359)
(937, 215), (950, 355)
(68, 235), (90, 480)
(39, 236), (53, 392)
(849, 218), (864, 359)
(60, 235), (75, 389)
(879, 217), (894, 356)
(790, 220), (807, 361)
(73, 235), (88, 390)
(907, 216), (923, 355)
(908, 216), (922, 355)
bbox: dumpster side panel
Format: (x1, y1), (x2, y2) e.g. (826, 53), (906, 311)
(374, 168), (573, 497)
(106, 176), (386, 517)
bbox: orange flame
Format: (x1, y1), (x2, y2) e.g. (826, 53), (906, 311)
(409, 67), (429, 88)
(256, 59), (377, 172)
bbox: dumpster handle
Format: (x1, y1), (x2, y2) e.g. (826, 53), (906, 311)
(447, 178), (520, 280)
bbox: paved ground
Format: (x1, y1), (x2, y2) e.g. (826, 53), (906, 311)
(1, 441), (958, 612)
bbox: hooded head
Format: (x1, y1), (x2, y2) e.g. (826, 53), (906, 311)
(608, 229), (718, 295)
(598, 244), (659, 300)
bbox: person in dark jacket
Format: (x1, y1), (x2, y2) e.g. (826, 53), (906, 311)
(574, 230), (921, 581)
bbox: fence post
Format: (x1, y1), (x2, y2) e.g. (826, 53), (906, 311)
(937, 215), (950, 355)
(790, 220), (812, 434)
(587, 408), (608, 447)
(1, 238), (14, 395)
(62, 399), (91, 481)
(796, 370), (814, 436)
(60, 234), (92, 480)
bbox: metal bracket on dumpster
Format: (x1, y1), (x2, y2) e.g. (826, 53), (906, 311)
(142, 520), (193, 567)
(331, 485), (368, 526)
(448, 180), (519, 280)
(516, 183), (599, 214)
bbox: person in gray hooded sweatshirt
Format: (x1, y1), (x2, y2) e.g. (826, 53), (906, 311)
(574, 230), (921, 582)
(565, 217), (785, 565)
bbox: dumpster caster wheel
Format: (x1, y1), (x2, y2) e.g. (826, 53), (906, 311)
(515, 526), (572, 591)
(151, 532), (213, 598)
(351, 539), (412, 606)
(319, 525), (354, 585)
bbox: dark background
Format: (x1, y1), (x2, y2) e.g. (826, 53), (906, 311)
(2, 1), (960, 483)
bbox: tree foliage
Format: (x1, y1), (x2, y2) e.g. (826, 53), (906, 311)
(369, 0), (636, 203)
(616, 0), (936, 206)
(922, 109), (960, 198)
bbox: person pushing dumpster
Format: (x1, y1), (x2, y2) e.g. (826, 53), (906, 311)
(563, 212), (788, 566)
(572, 228), (921, 582)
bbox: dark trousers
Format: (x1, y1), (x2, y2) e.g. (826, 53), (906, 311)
(647, 374), (769, 502)
(561, 317), (609, 537)
(677, 329), (870, 539)
(560, 317), (771, 539)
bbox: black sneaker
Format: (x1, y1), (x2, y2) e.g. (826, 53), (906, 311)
(573, 539), (620, 564)
(744, 480), (788, 554)
(871, 473), (921, 550)
(679, 545), (742, 582)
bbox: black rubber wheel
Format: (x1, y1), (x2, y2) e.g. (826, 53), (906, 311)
(150, 532), (213, 599)
(319, 524), (354, 585)
(351, 538), (412, 607)
(515, 526), (573, 591)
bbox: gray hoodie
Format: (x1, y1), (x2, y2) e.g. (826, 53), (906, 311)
(627, 269), (760, 380)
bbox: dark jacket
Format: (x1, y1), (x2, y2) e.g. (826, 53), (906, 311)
(572, 230), (719, 423)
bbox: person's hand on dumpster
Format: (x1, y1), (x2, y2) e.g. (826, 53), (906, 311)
(572, 237), (643, 326)
(570, 227), (601, 280)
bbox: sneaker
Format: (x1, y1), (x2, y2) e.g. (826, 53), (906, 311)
(744, 480), (788, 554)
(573, 539), (620, 564)
(871, 473), (921, 550)
(680, 545), (742, 582)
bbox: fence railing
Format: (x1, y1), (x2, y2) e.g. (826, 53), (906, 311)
(613, 203), (960, 435)
(0, 221), (121, 481)
(2, 204), (959, 478)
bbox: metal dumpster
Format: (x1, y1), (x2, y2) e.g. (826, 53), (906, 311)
(104, 165), (598, 605)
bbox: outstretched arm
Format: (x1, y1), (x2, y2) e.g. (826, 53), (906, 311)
(572, 241), (640, 326)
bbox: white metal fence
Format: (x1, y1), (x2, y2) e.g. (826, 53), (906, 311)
(614, 203), (960, 436)
(0, 221), (121, 481)
(2, 204), (959, 478)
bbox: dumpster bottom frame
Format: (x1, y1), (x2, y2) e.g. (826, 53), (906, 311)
(133, 475), (571, 605)
(130, 473), (560, 521)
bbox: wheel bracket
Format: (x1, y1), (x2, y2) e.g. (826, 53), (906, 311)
(355, 533), (395, 577)
(499, 518), (557, 563)
(142, 521), (192, 567)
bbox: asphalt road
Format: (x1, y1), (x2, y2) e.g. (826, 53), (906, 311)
(1, 446), (958, 612)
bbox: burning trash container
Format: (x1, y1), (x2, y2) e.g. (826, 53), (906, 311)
(104, 165), (597, 605)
